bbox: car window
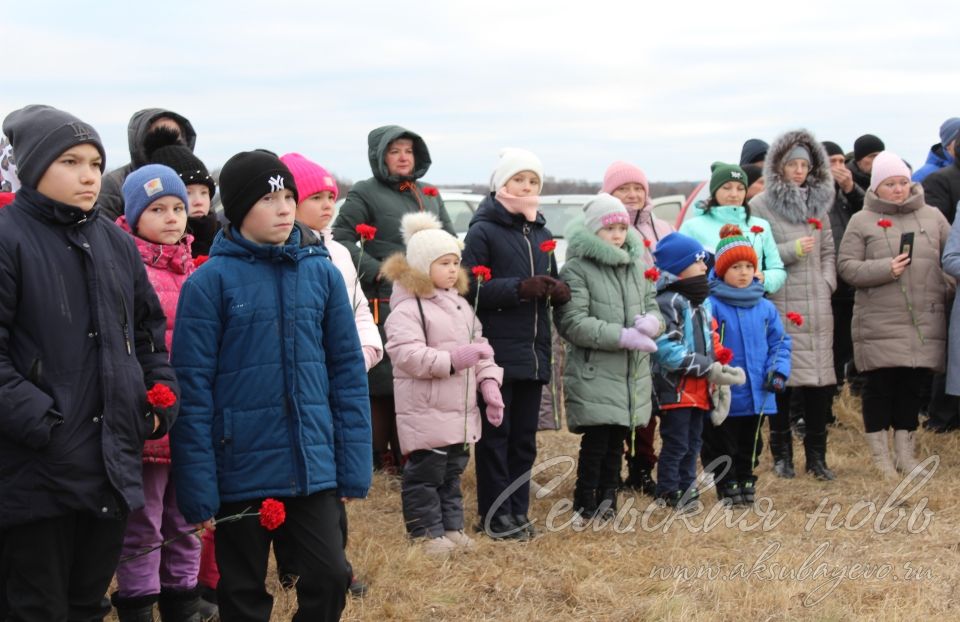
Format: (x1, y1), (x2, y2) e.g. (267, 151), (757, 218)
(539, 203), (586, 237)
(445, 200), (476, 234)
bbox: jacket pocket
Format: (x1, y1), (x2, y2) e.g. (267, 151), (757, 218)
(581, 349), (597, 380)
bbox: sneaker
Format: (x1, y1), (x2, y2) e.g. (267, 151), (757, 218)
(422, 535), (458, 556)
(348, 575), (368, 598)
(444, 529), (477, 550)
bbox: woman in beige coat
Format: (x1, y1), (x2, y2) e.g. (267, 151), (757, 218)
(837, 152), (952, 477)
(750, 129), (838, 481)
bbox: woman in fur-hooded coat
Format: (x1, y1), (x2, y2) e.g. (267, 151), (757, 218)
(749, 128), (838, 481)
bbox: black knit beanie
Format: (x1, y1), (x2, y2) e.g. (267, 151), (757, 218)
(854, 134), (885, 162)
(145, 127), (216, 197)
(219, 150), (298, 226)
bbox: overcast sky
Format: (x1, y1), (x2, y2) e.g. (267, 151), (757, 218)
(5, 0), (958, 184)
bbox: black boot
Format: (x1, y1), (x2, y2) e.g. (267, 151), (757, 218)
(475, 514), (528, 541)
(739, 477), (757, 505)
(112, 592), (157, 622)
(573, 483), (599, 523)
(158, 587), (205, 622)
(769, 430), (795, 479)
(716, 480), (743, 507)
(804, 430), (836, 481)
(596, 487), (619, 520)
(624, 455), (657, 497)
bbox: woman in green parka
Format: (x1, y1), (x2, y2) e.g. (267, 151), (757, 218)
(556, 194), (663, 524)
(332, 125), (455, 472)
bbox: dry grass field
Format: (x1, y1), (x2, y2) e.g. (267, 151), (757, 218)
(111, 388), (960, 620)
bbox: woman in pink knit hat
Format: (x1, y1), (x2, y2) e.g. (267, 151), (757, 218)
(602, 161), (674, 496)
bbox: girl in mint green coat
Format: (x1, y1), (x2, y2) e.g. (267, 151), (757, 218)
(680, 162), (786, 295)
(556, 194), (663, 524)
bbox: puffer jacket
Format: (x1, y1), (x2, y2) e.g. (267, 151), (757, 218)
(98, 109), (197, 222)
(709, 279), (792, 416)
(837, 184), (952, 373)
(117, 216), (195, 464)
(750, 129), (837, 387)
(556, 219), (662, 432)
(382, 255), (503, 453)
(913, 143), (954, 184)
(651, 273), (721, 412)
(317, 226), (383, 371)
(170, 224), (371, 525)
(921, 158), (960, 223)
(679, 204), (786, 294)
(0, 186), (177, 529)
(461, 194), (556, 383)
(331, 125), (454, 395)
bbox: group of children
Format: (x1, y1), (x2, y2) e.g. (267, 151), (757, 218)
(0, 103), (953, 622)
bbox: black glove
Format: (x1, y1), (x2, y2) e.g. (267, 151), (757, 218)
(764, 373), (787, 393)
(548, 279), (571, 305)
(517, 275), (554, 300)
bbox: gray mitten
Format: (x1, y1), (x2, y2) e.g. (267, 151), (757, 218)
(707, 362), (746, 386)
(710, 384), (732, 426)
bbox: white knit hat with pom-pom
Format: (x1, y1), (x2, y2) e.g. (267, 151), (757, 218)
(401, 212), (464, 274)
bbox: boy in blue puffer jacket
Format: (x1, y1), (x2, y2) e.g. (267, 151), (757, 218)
(706, 225), (791, 507)
(170, 150), (371, 622)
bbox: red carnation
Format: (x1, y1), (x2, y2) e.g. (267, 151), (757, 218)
(877, 219), (893, 229)
(643, 239), (653, 249)
(716, 346), (734, 365)
(193, 255), (209, 267)
(472, 265), (492, 283)
(258, 498), (286, 531)
(422, 186), (439, 197)
(146, 384), (176, 409)
(540, 239), (557, 253)
(807, 217), (823, 231)
(785, 311), (804, 327)
(644, 267), (661, 282)
(750, 225), (764, 234)
(355, 224), (377, 241)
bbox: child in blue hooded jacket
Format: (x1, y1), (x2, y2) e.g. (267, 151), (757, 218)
(705, 225), (792, 507)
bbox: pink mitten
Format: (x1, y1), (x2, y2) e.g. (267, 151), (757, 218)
(480, 380), (505, 427)
(633, 313), (661, 337)
(619, 327), (658, 353)
(450, 343), (494, 371)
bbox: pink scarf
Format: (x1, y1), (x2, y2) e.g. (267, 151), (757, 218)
(495, 187), (540, 222)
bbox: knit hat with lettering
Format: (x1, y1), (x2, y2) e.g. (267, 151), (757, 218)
(122, 164), (189, 232)
(2, 105), (106, 188)
(279, 153), (339, 202)
(714, 224), (758, 277)
(219, 150), (298, 225)
(709, 161), (748, 198)
(582, 192), (629, 233)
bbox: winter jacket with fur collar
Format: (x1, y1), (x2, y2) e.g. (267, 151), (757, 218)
(382, 254), (503, 453)
(838, 184), (952, 373)
(556, 220), (662, 431)
(750, 129), (837, 387)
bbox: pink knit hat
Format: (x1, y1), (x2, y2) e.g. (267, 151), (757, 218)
(602, 160), (650, 199)
(279, 152), (339, 202)
(869, 151), (912, 192)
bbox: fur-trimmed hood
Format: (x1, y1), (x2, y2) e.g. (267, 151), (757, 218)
(564, 216), (642, 266)
(380, 252), (469, 301)
(752, 128), (835, 224)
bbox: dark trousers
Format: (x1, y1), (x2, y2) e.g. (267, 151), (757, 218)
(370, 395), (401, 468)
(631, 416), (658, 468)
(215, 491), (349, 622)
(832, 297), (854, 384)
(862, 367), (932, 433)
(577, 425), (629, 491)
(0, 511), (126, 622)
(771, 387), (832, 435)
(701, 415), (763, 486)
(656, 408), (707, 496)
(475, 379), (542, 519)
(401, 444), (470, 538)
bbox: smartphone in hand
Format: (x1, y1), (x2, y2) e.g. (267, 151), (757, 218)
(899, 232), (915, 262)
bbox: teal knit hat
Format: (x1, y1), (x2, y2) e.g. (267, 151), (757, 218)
(709, 161), (748, 198)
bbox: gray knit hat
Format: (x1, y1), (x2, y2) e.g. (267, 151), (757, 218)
(2, 105), (105, 188)
(583, 193), (629, 233)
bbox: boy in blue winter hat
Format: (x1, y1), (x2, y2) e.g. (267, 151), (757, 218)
(170, 149), (371, 621)
(651, 232), (745, 511)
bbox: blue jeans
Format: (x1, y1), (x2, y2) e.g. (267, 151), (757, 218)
(656, 408), (707, 496)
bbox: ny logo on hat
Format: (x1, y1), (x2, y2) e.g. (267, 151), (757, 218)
(730, 171), (743, 179)
(268, 175), (285, 192)
(69, 122), (93, 141)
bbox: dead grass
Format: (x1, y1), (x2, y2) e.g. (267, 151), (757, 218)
(112, 387), (960, 620)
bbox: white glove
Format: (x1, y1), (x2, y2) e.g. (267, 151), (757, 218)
(710, 384), (732, 426)
(707, 362), (746, 386)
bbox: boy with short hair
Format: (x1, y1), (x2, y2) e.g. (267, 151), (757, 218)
(0, 105), (178, 621)
(170, 150), (371, 622)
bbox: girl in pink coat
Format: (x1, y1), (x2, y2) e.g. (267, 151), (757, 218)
(383, 213), (505, 556)
(114, 164), (204, 620)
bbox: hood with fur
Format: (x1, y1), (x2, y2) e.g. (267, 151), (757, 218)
(755, 128), (835, 224)
(564, 216), (642, 267)
(380, 253), (469, 302)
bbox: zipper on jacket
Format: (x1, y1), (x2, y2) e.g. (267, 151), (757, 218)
(523, 223), (539, 378)
(119, 294), (131, 355)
